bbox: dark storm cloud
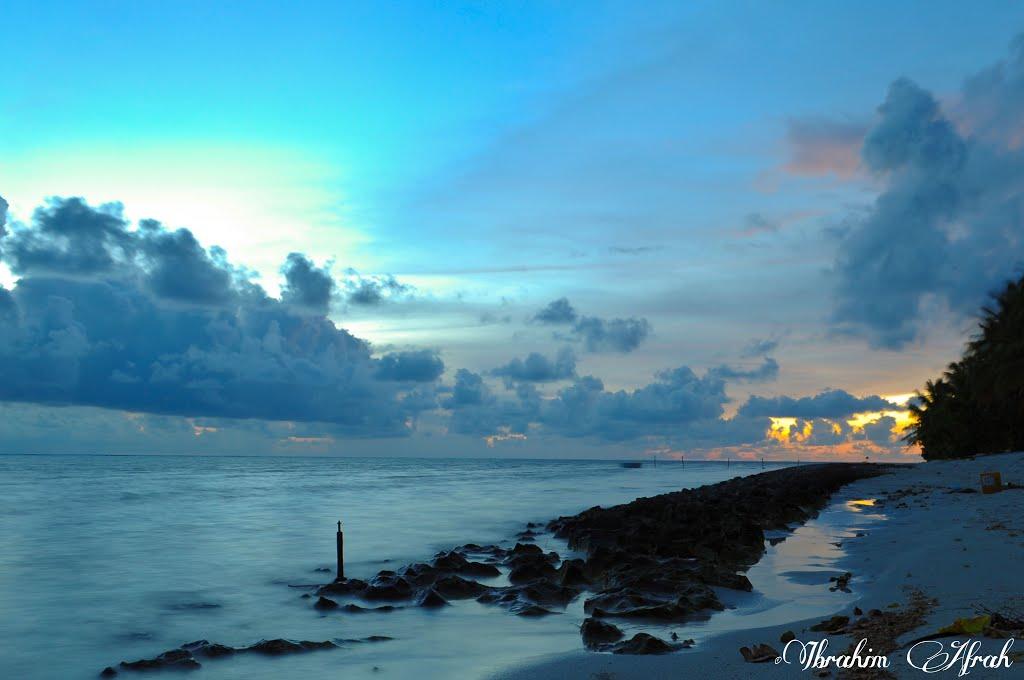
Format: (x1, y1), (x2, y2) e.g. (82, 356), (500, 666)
(280, 252), (335, 313)
(708, 357), (779, 383)
(446, 364), (732, 442)
(491, 347), (576, 385)
(737, 389), (894, 419)
(532, 297), (578, 324)
(531, 297), (652, 353)
(831, 37), (1024, 348)
(570, 315), (651, 353)
(344, 270), (412, 306)
(0, 196), (439, 433)
(374, 349), (445, 382)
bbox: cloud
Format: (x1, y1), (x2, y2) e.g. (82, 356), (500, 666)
(374, 349), (445, 382)
(831, 37), (1024, 348)
(343, 270), (412, 306)
(280, 253), (335, 313)
(741, 337), (779, 357)
(491, 347), (576, 385)
(708, 357), (779, 383)
(784, 116), (867, 178)
(737, 389), (895, 419)
(532, 297), (652, 353)
(0, 196), (438, 434)
(532, 297), (578, 324)
(570, 315), (651, 353)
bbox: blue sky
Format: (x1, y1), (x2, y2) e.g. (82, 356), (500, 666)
(2, 2), (1024, 459)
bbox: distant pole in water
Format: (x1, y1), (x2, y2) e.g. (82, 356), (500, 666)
(681, 454), (684, 466)
(761, 457), (765, 469)
(336, 520), (345, 581)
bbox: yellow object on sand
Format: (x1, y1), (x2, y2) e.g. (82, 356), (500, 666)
(937, 615), (991, 635)
(980, 472), (1002, 494)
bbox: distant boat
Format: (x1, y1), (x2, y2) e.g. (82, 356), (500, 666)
(620, 461), (643, 468)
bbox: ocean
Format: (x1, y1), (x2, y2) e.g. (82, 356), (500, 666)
(0, 455), (879, 678)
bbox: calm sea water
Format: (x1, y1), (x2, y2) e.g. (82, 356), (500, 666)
(0, 455), (875, 679)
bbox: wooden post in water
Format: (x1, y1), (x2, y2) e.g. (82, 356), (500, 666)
(336, 520), (345, 581)
(761, 457), (765, 469)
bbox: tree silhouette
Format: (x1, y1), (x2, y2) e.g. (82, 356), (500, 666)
(906, 274), (1024, 460)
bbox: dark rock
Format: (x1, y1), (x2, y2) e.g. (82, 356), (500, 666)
(508, 560), (557, 584)
(780, 630), (796, 644)
(244, 639), (336, 655)
(432, 575), (487, 599)
(340, 603), (398, 613)
(415, 588), (449, 608)
(100, 667), (117, 677)
(511, 603), (555, 616)
(120, 648), (200, 671)
(555, 559), (589, 587)
(612, 633), (675, 655)
(810, 615), (850, 633)
(580, 617), (623, 648)
(740, 643), (780, 663)
(363, 572), (414, 601)
(314, 596), (339, 610)
(317, 578), (368, 596)
(853, 607), (863, 616)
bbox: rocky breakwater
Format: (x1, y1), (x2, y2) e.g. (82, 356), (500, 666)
(550, 463), (889, 649)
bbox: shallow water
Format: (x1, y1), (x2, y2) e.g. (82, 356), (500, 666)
(0, 454), (855, 679)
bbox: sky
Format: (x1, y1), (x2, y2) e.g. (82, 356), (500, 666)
(2, 1), (1024, 460)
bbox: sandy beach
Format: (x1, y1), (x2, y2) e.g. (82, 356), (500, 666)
(494, 452), (1024, 679)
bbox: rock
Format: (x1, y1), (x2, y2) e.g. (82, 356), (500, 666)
(508, 560), (557, 584)
(432, 575), (487, 599)
(612, 633), (675, 655)
(244, 639), (336, 655)
(317, 578), (368, 596)
(120, 648), (201, 671)
(314, 596), (339, 610)
(810, 615), (850, 633)
(459, 561), (501, 577)
(363, 572), (414, 601)
(853, 607), (863, 616)
(555, 559), (589, 587)
(739, 643), (780, 663)
(341, 603), (398, 613)
(415, 588), (449, 608)
(780, 630), (796, 644)
(680, 638), (695, 648)
(99, 667), (117, 677)
(511, 603), (555, 617)
(580, 617), (623, 648)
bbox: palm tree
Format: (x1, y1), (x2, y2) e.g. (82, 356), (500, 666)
(905, 273), (1024, 459)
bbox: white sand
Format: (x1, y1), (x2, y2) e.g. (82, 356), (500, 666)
(492, 452), (1024, 679)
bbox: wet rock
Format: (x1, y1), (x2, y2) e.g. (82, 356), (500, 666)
(508, 560), (557, 584)
(99, 667), (117, 677)
(432, 550), (502, 577)
(317, 578), (368, 596)
(555, 558), (589, 587)
(580, 617), (623, 648)
(585, 583), (721, 621)
(340, 603), (398, 613)
(780, 630), (796, 644)
(363, 572), (415, 601)
(120, 648), (201, 671)
(314, 596), (339, 610)
(415, 588), (449, 608)
(511, 603), (556, 616)
(612, 633), (675, 655)
(432, 575), (487, 599)
(810, 615), (849, 633)
(828, 572), (852, 592)
(243, 639), (336, 655)
(740, 643), (780, 663)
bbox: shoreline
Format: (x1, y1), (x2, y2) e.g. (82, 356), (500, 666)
(493, 452), (1024, 679)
